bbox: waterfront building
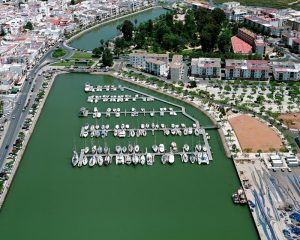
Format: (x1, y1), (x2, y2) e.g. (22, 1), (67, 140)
(129, 53), (169, 69)
(271, 62), (300, 81)
(191, 58), (221, 80)
(145, 58), (167, 76)
(225, 59), (271, 80)
(169, 55), (184, 82)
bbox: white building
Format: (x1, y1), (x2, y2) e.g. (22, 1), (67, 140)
(169, 55), (184, 82)
(271, 62), (300, 81)
(129, 53), (169, 69)
(145, 59), (167, 77)
(191, 58), (221, 79)
(225, 59), (271, 80)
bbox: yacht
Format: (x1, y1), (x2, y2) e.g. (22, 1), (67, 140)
(128, 144), (134, 153)
(103, 146), (109, 154)
(71, 151), (79, 167)
(146, 153), (154, 166)
(202, 145), (207, 152)
(171, 142), (177, 152)
(181, 153), (188, 163)
(125, 155), (131, 165)
(82, 155), (88, 166)
(134, 145), (140, 153)
(168, 153), (175, 164)
(116, 154), (124, 165)
(152, 144), (158, 153)
(84, 147), (89, 154)
(140, 155), (146, 165)
(161, 154), (168, 164)
(97, 155), (103, 166)
(115, 145), (122, 153)
(194, 128), (200, 136)
(89, 155), (97, 167)
(122, 146), (127, 153)
(92, 145), (97, 154)
(195, 144), (202, 152)
(189, 153), (196, 163)
(132, 154), (139, 165)
(104, 155), (111, 166)
(183, 144), (189, 152)
(159, 144), (165, 153)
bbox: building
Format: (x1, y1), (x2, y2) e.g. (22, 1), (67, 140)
(169, 55), (184, 82)
(225, 59), (271, 80)
(236, 28), (266, 55)
(231, 36), (252, 54)
(129, 53), (169, 69)
(271, 62), (300, 81)
(191, 58), (221, 79)
(145, 58), (167, 76)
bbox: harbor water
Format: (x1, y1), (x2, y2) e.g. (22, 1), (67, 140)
(0, 73), (258, 239)
(69, 7), (167, 51)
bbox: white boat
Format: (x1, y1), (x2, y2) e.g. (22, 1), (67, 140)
(97, 155), (103, 166)
(171, 142), (177, 152)
(103, 146), (109, 154)
(84, 123), (89, 130)
(140, 155), (146, 165)
(146, 153), (154, 166)
(104, 155), (111, 165)
(183, 144), (189, 152)
(195, 144), (202, 152)
(89, 155), (97, 167)
(84, 147), (89, 154)
(168, 153), (175, 164)
(116, 154), (124, 165)
(202, 145), (207, 152)
(152, 145), (158, 153)
(71, 151), (79, 167)
(122, 146), (127, 153)
(159, 144), (165, 153)
(128, 144), (134, 153)
(181, 153), (188, 163)
(194, 128), (200, 136)
(161, 154), (168, 164)
(97, 146), (103, 154)
(189, 153), (196, 163)
(92, 145), (97, 154)
(82, 155), (88, 166)
(132, 154), (139, 165)
(115, 145), (122, 153)
(134, 145), (140, 153)
(125, 155), (131, 165)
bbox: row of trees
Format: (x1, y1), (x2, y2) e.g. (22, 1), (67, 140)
(92, 43), (113, 67)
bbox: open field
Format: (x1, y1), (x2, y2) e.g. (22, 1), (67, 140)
(278, 112), (300, 129)
(70, 52), (93, 59)
(214, 0), (299, 10)
(229, 114), (283, 152)
(51, 48), (67, 59)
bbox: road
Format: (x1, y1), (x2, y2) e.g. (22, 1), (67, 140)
(0, 40), (74, 171)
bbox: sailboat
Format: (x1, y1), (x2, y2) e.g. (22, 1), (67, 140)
(71, 150), (79, 167)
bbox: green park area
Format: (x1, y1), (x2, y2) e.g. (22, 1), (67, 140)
(70, 52), (93, 59)
(52, 48), (67, 58)
(50, 60), (94, 67)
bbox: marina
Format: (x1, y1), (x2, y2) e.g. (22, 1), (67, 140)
(74, 83), (213, 165)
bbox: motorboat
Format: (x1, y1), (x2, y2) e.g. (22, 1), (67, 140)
(181, 153), (188, 163)
(195, 144), (202, 152)
(140, 155), (146, 165)
(122, 146), (127, 153)
(97, 155), (103, 166)
(189, 153), (196, 163)
(152, 144), (158, 153)
(168, 153), (175, 164)
(134, 145), (140, 153)
(115, 145), (122, 153)
(116, 154), (124, 165)
(84, 147), (89, 154)
(171, 142), (177, 152)
(92, 145), (97, 154)
(125, 155), (131, 165)
(159, 144), (165, 153)
(146, 153), (154, 166)
(194, 128), (200, 136)
(89, 155), (97, 167)
(82, 155), (88, 166)
(161, 154), (168, 164)
(202, 145), (207, 152)
(71, 151), (79, 167)
(132, 154), (139, 165)
(103, 146), (109, 154)
(128, 144), (134, 153)
(97, 146), (103, 154)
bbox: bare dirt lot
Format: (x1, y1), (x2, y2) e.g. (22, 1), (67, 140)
(229, 114), (283, 152)
(278, 112), (300, 129)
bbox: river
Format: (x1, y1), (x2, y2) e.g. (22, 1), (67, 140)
(69, 7), (167, 51)
(0, 8), (258, 240)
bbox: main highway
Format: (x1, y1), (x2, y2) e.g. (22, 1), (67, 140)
(0, 40), (74, 171)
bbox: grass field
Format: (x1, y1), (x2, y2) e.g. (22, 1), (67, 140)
(214, 0), (299, 9)
(70, 52), (93, 59)
(50, 60), (94, 67)
(52, 48), (67, 58)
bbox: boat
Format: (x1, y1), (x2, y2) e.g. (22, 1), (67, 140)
(103, 146), (109, 154)
(181, 153), (188, 163)
(194, 128), (200, 136)
(195, 144), (202, 152)
(168, 153), (175, 164)
(232, 193), (240, 204)
(122, 146), (127, 153)
(183, 144), (189, 152)
(134, 145), (140, 153)
(71, 151), (79, 167)
(128, 144), (134, 153)
(125, 155), (131, 165)
(202, 145), (207, 152)
(152, 144), (158, 153)
(82, 155), (88, 166)
(161, 154), (168, 164)
(97, 146), (103, 154)
(92, 145), (97, 154)
(97, 155), (103, 166)
(140, 155), (146, 165)
(104, 155), (111, 166)
(189, 153), (196, 163)
(159, 144), (165, 153)
(237, 188), (247, 204)
(89, 155), (97, 167)
(84, 123), (89, 130)
(115, 145), (122, 153)
(146, 153), (154, 166)
(171, 142), (177, 152)
(132, 154), (139, 165)
(84, 147), (89, 154)
(116, 154), (124, 165)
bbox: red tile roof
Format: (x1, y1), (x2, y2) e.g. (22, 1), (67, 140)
(231, 36), (252, 54)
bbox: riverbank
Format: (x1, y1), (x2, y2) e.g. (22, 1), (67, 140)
(0, 70), (64, 208)
(66, 5), (157, 46)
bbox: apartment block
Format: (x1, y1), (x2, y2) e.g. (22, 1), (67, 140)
(145, 59), (167, 77)
(225, 59), (271, 80)
(271, 62), (300, 81)
(169, 55), (184, 82)
(191, 58), (221, 79)
(129, 53), (169, 69)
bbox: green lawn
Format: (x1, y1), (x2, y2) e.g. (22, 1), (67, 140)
(70, 52), (93, 59)
(52, 48), (67, 58)
(50, 60), (95, 67)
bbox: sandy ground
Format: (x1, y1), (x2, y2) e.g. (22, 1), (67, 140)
(278, 112), (300, 129)
(229, 115), (283, 152)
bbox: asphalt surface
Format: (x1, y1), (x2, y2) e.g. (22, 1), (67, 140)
(0, 41), (74, 171)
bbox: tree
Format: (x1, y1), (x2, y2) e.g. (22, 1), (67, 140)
(211, 8), (226, 25)
(0, 28), (5, 37)
(218, 29), (231, 53)
(70, 0), (75, 5)
(24, 21), (33, 31)
(92, 47), (103, 58)
(102, 48), (113, 67)
(121, 20), (134, 41)
(99, 39), (104, 46)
